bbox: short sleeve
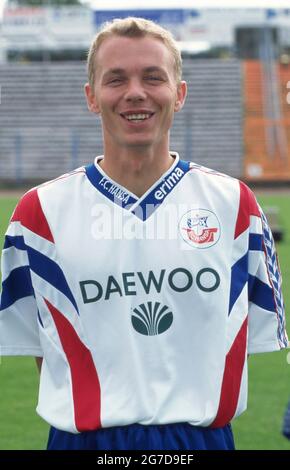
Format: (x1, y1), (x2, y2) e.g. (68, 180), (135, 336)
(247, 203), (288, 354)
(0, 202), (42, 356)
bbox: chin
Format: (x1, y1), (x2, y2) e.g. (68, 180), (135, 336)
(125, 139), (154, 148)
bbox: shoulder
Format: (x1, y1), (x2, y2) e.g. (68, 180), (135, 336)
(13, 167), (86, 214)
(188, 161), (233, 179)
(186, 162), (237, 191)
(38, 166), (86, 197)
(187, 161), (259, 208)
(187, 161), (238, 189)
(10, 167), (86, 240)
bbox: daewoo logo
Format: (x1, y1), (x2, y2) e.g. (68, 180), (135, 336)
(131, 301), (173, 336)
(154, 167), (184, 201)
(79, 267), (221, 304)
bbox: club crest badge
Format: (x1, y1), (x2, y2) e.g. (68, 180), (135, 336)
(179, 209), (221, 249)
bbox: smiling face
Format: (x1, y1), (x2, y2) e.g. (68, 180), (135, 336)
(85, 35), (187, 156)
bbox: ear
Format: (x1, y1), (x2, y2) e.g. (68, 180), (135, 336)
(174, 80), (187, 112)
(84, 82), (100, 114)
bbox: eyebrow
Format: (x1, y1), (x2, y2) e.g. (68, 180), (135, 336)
(143, 66), (167, 74)
(102, 66), (167, 78)
(103, 68), (125, 77)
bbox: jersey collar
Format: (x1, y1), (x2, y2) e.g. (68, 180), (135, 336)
(85, 153), (190, 221)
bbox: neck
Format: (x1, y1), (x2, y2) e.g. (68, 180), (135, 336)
(99, 146), (175, 197)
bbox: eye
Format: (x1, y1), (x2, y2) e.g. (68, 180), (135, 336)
(145, 76), (163, 82)
(106, 78), (125, 86)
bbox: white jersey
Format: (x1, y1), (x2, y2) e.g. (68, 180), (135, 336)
(0, 153), (288, 433)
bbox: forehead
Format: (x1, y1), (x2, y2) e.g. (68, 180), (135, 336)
(95, 35), (175, 76)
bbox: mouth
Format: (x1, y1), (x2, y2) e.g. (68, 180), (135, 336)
(120, 112), (155, 123)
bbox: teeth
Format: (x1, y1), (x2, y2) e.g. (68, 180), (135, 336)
(125, 113), (151, 121)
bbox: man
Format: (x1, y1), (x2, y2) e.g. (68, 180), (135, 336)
(0, 17), (288, 451)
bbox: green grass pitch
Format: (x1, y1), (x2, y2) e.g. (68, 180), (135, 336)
(0, 194), (289, 449)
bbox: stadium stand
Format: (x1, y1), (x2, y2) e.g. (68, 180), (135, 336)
(244, 60), (290, 181)
(0, 59), (243, 183)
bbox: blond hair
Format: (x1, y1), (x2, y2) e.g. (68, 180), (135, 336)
(87, 17), (182, 88)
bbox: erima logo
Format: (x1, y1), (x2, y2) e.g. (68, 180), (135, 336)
(79, 267), (220, 304)
(154, 167), (184, 201)
(132, 301), (173, 336)
(99, 176), (131, 204)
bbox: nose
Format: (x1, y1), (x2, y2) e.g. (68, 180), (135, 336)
(124, 78), (146, 102)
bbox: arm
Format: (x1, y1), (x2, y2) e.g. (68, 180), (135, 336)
(248, 202), (288, 353)
(0, 193), (43, 357)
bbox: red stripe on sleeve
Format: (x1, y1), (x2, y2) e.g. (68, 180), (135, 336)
(234, 181), (260, 239)
(210, 317), (248, 428)
(44, 299), (101, 432)
(11, 189), (54, 243)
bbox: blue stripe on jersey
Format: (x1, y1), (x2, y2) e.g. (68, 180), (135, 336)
(135, 160), (191, 221)
(37, 310), (44, 328)
(228, 253), (248, 315)
(85, 159), (190, 221)
(260, 209), (288, 346)
(248, 274), (276, 311)
(85, 163), (138, 208)
(26, 245), (79, 314)
(3, 235), (26, 251)
(1, 235), (78, 315)
(47, 422), (235, 450)
(0, 265), (34, 310)
(249, 233), (263, 251)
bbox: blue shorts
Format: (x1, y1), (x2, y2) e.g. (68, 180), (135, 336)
(47, 422), (235, 450)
